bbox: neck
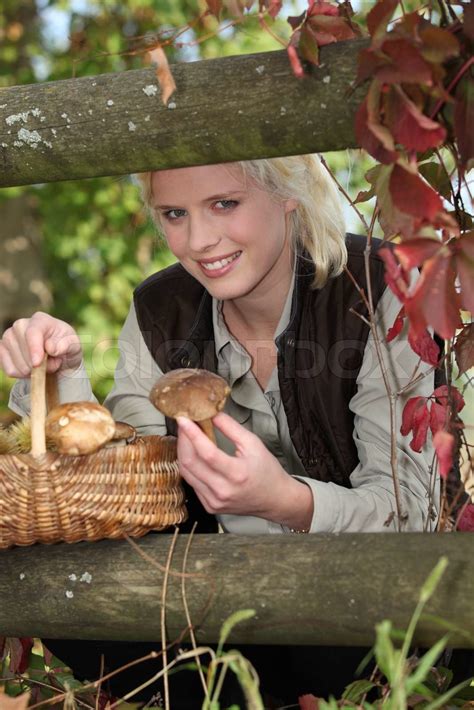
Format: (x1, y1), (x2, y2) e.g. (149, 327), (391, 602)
(224, 245), (294, 339)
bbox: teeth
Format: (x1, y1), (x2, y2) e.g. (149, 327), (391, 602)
(201, 251), (241, 271)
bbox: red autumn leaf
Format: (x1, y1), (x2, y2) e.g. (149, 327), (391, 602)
(455, 231), (474, 314)
(379, 247), (409, 301)
(433, 384), (465, 413)
(287, 44), (304, 77)
(454, 323), (474, 376)
(307, 14), (357, 45)
(405, 251), (462, 339)
(430, 401), (447, 436)
(419, 26), (460, 64)
(390, 165), (443, 221)
(433, 430), (455, 479)
(307, 1), (339, 17)
(287, 10), (305, 30)
(355, 94), (399, 165)
(299, 25), (320, 65)
(8, 637), (34, 674)
(357, 48), (382, 83)
(366, 0), (398, 41)
(205, 0), (222, 17)
(146, 47), (176, 106)
(386, 306), (405, 342)
(385, 86), (446, 152)
(299, 694), (321, 710)
(260, 0), (282, 18)
(394, 238), (444, 271)
(377, 39), (434, 85)
(408, 327), (440, 366)
(456, 502), (474, 532)
(370, 164), (416, 237)
(401, 396), (430, 452)
(454, 75), (474, 174)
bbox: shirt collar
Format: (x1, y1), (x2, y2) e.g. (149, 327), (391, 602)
(212, 256), (297, 356)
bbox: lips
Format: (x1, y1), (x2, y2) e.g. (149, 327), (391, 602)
(197, 250), (242, 278)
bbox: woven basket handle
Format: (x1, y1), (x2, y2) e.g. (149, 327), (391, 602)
(30, 358), (47, 457)
(30, 361), (60, 457)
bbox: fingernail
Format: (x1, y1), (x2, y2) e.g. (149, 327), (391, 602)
(176, 416), (190, 430)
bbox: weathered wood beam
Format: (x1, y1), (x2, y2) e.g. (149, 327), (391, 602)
(1, 533), (473, 648)
(0, 39), (368, 188)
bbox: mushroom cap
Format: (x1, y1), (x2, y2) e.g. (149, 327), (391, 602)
(45, 402), (116, 455)
(112, 421), (137, 443)
(150, 368), (230, 421)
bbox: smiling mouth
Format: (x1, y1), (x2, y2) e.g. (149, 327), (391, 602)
(199, 251), (242, 271)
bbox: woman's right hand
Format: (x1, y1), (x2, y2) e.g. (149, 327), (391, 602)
(0, 311), (83, 378)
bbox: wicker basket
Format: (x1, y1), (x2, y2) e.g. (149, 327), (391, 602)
(0, 361), (187, 549)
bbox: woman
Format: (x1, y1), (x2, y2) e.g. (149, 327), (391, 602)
(1, 155), (437, 705)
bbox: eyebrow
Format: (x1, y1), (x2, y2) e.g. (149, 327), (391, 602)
(153, 190), (245, 210)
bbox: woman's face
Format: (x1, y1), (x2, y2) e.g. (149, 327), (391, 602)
(150, 164), (297, 304)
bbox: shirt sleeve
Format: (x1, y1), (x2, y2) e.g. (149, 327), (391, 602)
(8, 360), (96, 416)
(295, 284), (439, 534)
(103, 302), (167, 436)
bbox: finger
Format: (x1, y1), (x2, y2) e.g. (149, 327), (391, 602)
(22, 324), (48, 367)
(0, 329), (31, 377)
(0, 342), (28, 379)
(211, 412), (256, 454)
(177, 417), (232, 471)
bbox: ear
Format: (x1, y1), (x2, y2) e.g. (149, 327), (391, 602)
(284, 198), (298, 215)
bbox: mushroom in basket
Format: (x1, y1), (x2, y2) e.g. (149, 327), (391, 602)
(0, 359), (186, 548)
(45, 402), (116, 455)
(150, 368), (230, 443)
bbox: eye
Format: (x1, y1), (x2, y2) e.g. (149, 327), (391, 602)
(162, 208), (187, 221)
(214, 199), (238, 211)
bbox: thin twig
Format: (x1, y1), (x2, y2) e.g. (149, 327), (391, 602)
(161, 527), (180, 710)
(94, 654), (105, 710)
(180, 523), (209, 702)
(110, 646), (217, 706)
(320, 155), (371, 233)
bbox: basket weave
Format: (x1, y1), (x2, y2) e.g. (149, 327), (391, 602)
(0, 363), (187, 549)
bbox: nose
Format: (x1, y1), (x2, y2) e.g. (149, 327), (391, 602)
(187, 213), (221, 254)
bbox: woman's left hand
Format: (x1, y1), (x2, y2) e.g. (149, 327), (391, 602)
(176, 412), (313, 528)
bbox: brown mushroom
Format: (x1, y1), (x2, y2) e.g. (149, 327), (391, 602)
(104, 421), (137, 448)
(45, 402), (116, 455)
(150, 368), (230, 443)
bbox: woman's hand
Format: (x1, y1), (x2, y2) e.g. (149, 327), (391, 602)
(177, 412), (314, 529)
(0, 311), (83, 378)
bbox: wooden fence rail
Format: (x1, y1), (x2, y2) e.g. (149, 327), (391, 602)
(0, 39), (368, 188)
(1, 533), (473, 647)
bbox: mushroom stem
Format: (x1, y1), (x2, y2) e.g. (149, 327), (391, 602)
(31, 359), (47, 458)
(198, 418), (216, 444)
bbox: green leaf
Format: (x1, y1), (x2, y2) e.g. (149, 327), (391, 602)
(423, 677), (474, 710)
(217, 610), (255, 656)
(342, 679), (376, 702)
(405, 636), (449, 694)
(419, 557), (448, 604)
(374, 620), (396, 680)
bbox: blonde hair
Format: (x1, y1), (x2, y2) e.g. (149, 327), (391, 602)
(136, 154), (347, 289)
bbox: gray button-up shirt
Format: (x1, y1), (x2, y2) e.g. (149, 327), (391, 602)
(9, 277), (438, 533)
